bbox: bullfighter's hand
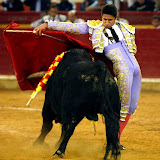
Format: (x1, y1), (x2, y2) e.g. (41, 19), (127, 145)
(33, 22), (48, 36)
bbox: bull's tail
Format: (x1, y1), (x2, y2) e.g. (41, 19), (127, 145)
(95, 60), (120, 156)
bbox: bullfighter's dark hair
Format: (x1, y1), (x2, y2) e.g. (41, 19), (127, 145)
(101, 4), (117, 18)
(49, 5), (58, 10)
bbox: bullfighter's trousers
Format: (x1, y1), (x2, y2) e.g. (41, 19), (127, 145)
(104, 40), (141, 121)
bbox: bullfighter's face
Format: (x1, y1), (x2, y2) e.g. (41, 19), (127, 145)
(102, 14), (116, 28)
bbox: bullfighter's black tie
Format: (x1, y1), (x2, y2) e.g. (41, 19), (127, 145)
(109, 27), (119, 42)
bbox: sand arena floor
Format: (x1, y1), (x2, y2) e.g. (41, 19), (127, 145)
(0, 84), (160, 160)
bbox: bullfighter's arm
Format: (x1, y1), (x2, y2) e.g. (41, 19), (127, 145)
(47, 20), (89, 34)
(33, 21), (89, 36)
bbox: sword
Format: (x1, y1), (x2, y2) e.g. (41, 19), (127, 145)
(6, 30), (67, 43)
(41, 33), (66, 43)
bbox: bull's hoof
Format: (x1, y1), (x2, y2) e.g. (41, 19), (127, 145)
(33, 140), (49, 149)
(110, 151), (121, 160)
(53, 150), (65, 158)
(110, 155), (121, 160)
(103, 147), (112, 160)
(33, 140), (43, 146)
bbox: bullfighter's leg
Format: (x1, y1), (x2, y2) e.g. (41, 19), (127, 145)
(33, 101), (54, 146)
(104, 41), (141, 121)
(104, 41), (141, 148)
(119, 59), (141, 146)
(119, 114), (131, 146)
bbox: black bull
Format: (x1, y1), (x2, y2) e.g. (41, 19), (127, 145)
(33, 49), (121, 160)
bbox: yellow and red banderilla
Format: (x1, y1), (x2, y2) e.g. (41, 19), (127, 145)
(26, 51), (67, 106)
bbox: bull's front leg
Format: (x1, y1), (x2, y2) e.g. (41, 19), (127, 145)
(53, 116), (82, 159)
(33, 120), (53, 146)
(33, 101), (54, 146)
(55, 125), (65, 148)
(53, 122), (76, 158)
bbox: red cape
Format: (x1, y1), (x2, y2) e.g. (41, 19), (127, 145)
(3, 22), (113, 90)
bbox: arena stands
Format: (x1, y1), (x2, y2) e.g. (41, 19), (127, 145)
(1, 11), (160, 25)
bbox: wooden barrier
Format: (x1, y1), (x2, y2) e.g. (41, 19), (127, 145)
(1, 28), (160, 78)
(0, 11), (41, 24)
(120, 11), (160, 25)
(0, 11), (160, 25)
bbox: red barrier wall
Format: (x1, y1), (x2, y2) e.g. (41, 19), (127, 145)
(134, 29), (160, 78)
(0, 11), (41, 24)
(0, 28), (160, 78)
(1, 11), (160, 25)
(120, 11), (160, 25)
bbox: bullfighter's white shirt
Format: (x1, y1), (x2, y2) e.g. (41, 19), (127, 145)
(103, 24), (124, 47)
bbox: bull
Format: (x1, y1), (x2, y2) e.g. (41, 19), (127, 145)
(33, 48), (121, 160)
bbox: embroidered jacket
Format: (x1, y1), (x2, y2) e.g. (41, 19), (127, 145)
(87, 20), (137, 54)
(46, 20), (137, 55)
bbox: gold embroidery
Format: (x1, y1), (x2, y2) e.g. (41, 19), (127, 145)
(91, 27), (105, 51)
(105, 48), (130, 120)
(122, 23), (135, 34)
(93, 41), (100, 48)
(89, 28), (93, 34)
(95, 34), (101, 40)
(96, 48), (103, 53)
(87, 20), (103, 28)
(121, 25), (137, 55)
(100, 42), (104, 48)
